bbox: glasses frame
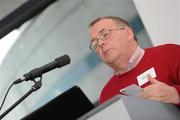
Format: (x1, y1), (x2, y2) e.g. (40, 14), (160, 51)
(89, 28), (125, 51)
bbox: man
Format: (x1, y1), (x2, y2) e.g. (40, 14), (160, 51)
(88, 16), (180, 104)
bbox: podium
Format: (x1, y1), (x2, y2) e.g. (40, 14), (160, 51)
(21, 86), (94, 120)
(78, 95), (180, 120)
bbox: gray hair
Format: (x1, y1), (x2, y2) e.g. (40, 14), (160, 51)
(89, 16), (137, 41)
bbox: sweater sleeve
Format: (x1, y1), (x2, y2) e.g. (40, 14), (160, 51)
(168, 44), (180, 105)
(171, 85), (180, 106)
(171, 64), (180, 105)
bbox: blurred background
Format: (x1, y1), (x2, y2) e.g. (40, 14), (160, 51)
(0, 0), (179, 119)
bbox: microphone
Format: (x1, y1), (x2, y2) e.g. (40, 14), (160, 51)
(13, 55), (70, 84)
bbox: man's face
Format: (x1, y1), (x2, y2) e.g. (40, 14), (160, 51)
(89, 19), (133, 65)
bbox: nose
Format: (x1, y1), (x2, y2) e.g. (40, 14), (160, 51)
(97, 39), (105, 47)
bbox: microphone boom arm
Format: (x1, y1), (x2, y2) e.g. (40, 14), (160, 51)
(0, 77), (42, 119)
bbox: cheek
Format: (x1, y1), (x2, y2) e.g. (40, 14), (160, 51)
(113, 38), (127, 51)
(96, 49), (105, 61)
(110, 39), (122, 52)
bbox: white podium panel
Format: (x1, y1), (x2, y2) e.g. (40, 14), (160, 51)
(86, 98), (131, 120)
(78, 95), (180, 120)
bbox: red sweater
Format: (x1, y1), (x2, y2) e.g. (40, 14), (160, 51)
(100, 44), (180, 104)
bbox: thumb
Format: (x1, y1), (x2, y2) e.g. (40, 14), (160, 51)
(148, 74), (159, 84)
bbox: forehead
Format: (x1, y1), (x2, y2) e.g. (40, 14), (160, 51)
(90, 19), (117, 35)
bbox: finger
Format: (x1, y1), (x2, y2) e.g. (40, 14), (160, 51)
(145, 96), (160, 101)
(143, 84), (156, 92)
(148, 74), (159, 84)
(141, 90), (153, 99)
(141, 91), (147, 98)
(142, 92), (160, 101)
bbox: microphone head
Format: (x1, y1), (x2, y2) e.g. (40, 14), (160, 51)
(55, 55), (71, 68)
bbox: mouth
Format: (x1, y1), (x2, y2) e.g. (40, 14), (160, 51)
(103, 48), (112, 55)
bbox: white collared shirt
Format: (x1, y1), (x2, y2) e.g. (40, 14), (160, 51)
(114, 46), (145, 75)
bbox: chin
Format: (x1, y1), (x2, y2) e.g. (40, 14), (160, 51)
(104, 55), (118, 64)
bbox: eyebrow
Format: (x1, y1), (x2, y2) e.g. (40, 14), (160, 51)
(90, 28), (106, 42)
(98, 28), (106, 34)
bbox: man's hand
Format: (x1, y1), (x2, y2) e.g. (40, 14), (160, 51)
(141, 75), (180, 104)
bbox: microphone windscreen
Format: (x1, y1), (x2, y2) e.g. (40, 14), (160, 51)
(55, 55), (71, 68)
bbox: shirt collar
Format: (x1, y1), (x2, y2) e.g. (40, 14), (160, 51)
(113, 46), (145, 75)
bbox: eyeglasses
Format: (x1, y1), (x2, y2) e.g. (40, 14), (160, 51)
(89, 28), (125, 51)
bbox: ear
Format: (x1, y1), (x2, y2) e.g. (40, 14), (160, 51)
(126, 27), (134, 40)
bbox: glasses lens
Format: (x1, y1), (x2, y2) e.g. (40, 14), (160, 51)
(101, 30), (110, 40)
(89, 40), (97, 50)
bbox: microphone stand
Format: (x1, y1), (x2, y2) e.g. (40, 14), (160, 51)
(0, 77), (42, 120)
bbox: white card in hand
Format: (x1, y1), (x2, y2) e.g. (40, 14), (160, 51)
(137, 67), (156, 86)
(120, 84), (143, 97)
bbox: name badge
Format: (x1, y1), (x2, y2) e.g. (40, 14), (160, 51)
(136, 67), (156, 86)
